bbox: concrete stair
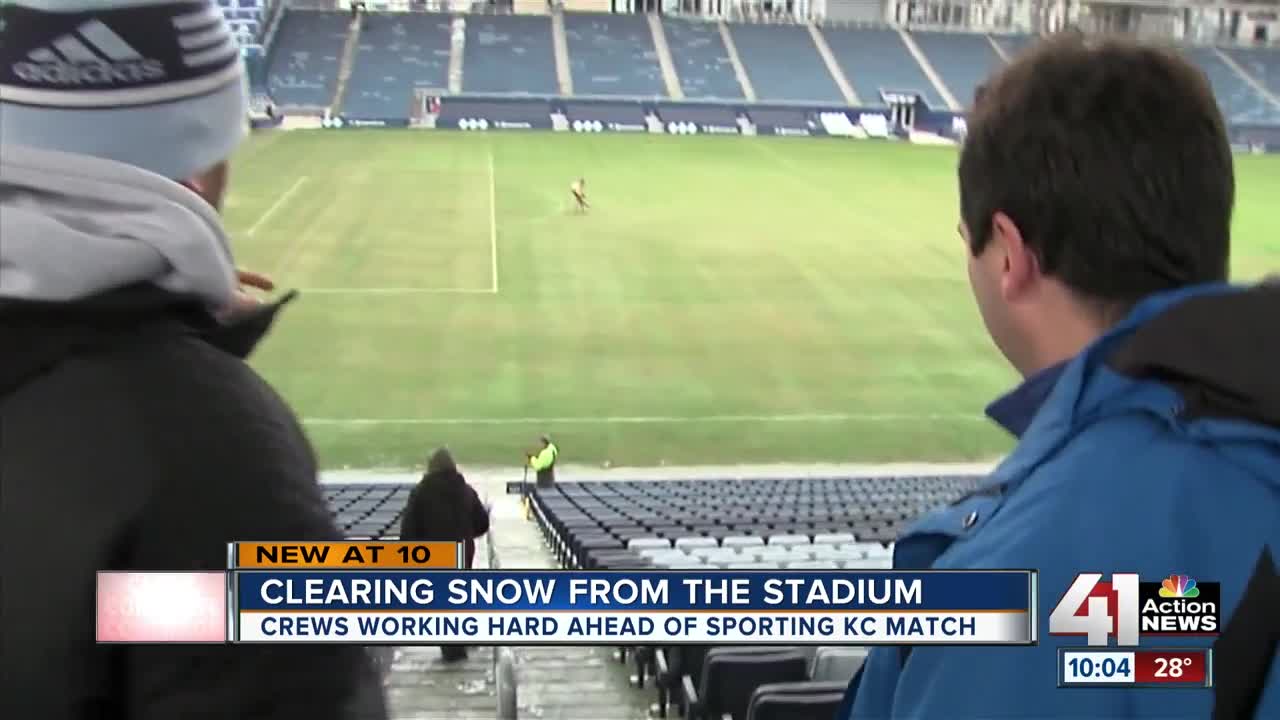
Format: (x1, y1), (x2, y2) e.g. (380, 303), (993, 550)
(648, 14), (684, 100)
(447, 15), (466, 95)
(719, 21), (756, 102)
(552, 10), (574, 96)
(898, 28), (961, 111)
(329, 11), (364, 114)
(809, 23), (859, 106)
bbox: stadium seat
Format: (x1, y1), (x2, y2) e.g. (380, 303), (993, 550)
(675, 536), (719, 551)
(766, 534), (811, 548)
(842, 557), (891, 570)
(685, 649), (809, 720)
(810, 647), (868, 683)
(728, 562), (779, 570)
(744, 681), (848, 720)
(722, 536), (765, 548)
(785, 560), (838, 570)
(630, 537), (673, 550)
(690, 547), (740, 564)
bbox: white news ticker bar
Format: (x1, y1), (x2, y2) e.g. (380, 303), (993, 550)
(237, 611), (1031, 644)
(1061, 650), (1137, 685)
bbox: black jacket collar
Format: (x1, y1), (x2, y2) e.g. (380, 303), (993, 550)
(0, 284), (296, 396)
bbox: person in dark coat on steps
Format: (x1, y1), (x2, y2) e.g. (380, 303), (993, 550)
(399, 448), (491, 663)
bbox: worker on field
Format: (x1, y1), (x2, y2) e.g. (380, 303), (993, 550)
(527, 435), (558, 489)
(570, 177), (589, 213)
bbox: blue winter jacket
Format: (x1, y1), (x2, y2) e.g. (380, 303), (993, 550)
(843, 283), (1280, 719)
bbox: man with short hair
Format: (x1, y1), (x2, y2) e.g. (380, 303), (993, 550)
(843, 36), (1279, 718)
(0, 1), (388, 717)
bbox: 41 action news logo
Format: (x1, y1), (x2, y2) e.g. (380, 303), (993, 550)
(1048, 573), (1220, 646)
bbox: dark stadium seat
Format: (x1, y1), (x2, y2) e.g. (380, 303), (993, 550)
(744, 681), (848, 720)
(684, 649), (809, 720)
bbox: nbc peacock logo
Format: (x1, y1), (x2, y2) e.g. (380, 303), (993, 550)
(1158, 574), (1201, 598)
(1138, 573), (1219, 636)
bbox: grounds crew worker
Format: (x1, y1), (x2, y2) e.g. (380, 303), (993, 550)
(527, 435), (558, 488)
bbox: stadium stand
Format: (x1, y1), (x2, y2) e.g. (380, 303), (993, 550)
(463, 14), (560, 95)
(528, 476), (977, 571)
(563, 12), (668, 97)
(912, 31), (1004, 107)
(342, 13), (452, 118)
(662, 17), (746, 99)
(822, 27), (944, 108)
(511, 475), (982, 719)
(221, 0), (264, 44)
(728, 23), (844, 103)
(265, 10), (350, 107)
(325, 484), (409, 539)
(989, 32), (1035, 59)
(1221, 46), (1280, 102)
(1183, 46), (1280, 125)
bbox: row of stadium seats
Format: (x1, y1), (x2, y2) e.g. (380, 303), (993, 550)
(262, 9), (1280, 124)
(636, 645), (865, 720)
(519, 477), (912, 719)
(530, 477), (978, 571)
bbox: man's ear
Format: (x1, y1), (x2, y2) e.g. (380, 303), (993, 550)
(992, 211), (1039, 302)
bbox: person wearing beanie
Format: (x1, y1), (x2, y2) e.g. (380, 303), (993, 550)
(399, 448), (490, 663)
(0, 2), (387, 718)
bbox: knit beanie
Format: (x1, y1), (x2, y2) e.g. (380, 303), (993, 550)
(0, 0), (249, 180)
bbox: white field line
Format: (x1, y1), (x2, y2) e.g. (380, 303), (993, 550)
(488, 147), (499, 294)
(247, 176), (308, 237)
(302, 413), (985, 426)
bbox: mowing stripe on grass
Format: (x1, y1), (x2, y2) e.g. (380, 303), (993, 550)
(247, 175), (308, 237)
(299, 287), (498, 295)
(489, 146), (500, 294)
(302, 413), (985, 426)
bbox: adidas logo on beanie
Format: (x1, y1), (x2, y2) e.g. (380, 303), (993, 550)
(0, 0), (249, 180)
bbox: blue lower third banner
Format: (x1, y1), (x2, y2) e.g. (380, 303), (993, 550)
(233, 570), (1036, 645)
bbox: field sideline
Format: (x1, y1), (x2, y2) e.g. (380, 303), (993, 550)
(224, 131), (1280, 469)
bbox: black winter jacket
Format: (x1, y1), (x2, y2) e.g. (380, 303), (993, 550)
(399, 469), (490, 568)
(0, 288), (389, 720)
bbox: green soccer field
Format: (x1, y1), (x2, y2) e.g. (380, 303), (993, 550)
(223, 131), (1280, 469)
